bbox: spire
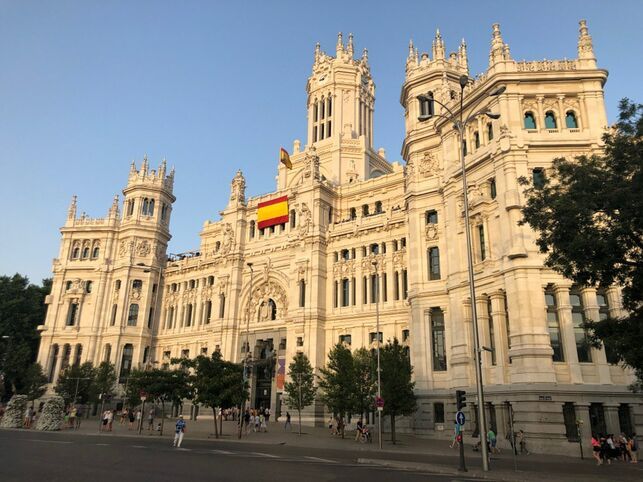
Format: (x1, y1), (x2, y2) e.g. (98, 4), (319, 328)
(67, 195), (77, 220)
(361, 48), (368, 64)
(159, 158), (167, 178)
(347, 33), (354, 57)
(141, 154), (149, 176)
(336, 32), (343, 54)
(408, 39), (414, 60)
(129, 160), (137, 175)
(458, 38), (469, 71)
(489, 23), (511, 66)
(577, 19), (595, 60)
(108, 194), (120, 218)
(314, 42), (321, 62)
(432, 29), (445, 60)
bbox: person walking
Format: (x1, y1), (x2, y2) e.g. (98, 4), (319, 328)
(284, 412), (291, 432)
(147, 408), (155, 433)
(75, 406), (82, 429)
(488, 428), (499, 454)
(630, 433), (638, 463)
(243, 409), (251, 435)
(69, 406), (77, 429)
(128, 408), (135, 430)
(591, 434), (602, 465)
(173, 415), (186, 448)
(450, 422), (460, 449)
(517, 430), (529, 455)
(107, 409), (114, 432)
(23, 406), (33, 429)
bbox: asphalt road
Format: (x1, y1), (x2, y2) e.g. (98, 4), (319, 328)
(0, 430), (484, 482)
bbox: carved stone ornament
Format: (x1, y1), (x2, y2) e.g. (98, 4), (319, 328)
(220, 223), (235, 254)
(136, 240), (151, 257)
(229, 170), (246, 204)
(418, 151), (438, 177)
(250, 279), (289, 321)
(118, 240), (134, 258)
(425, 224), (439, 241)
(298, 203), (312, 237)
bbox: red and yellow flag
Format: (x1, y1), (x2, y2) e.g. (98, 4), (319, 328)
(257, 196), (289, 229)
(280, 147), (292, 169)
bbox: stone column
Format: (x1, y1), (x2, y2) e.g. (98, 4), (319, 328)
(476, 295), (493, 381)
(490, 291), (509, 384)
(555, 284), (582, 383)
(581, 287), (611, 384)
(604, 403), (621, 435)
(574, 403), (592, 455)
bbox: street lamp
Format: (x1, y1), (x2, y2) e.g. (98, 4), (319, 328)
(371, 259), (383, 449)
(239, 262), (253, 439)
(417, 74), (505, 472)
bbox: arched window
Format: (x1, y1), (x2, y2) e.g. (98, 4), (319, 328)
(524, 112), (537, 129)
(418, 91), (434, 118)
(269, 299), (277, 320)
(375, 201), (383, 214)
(127, 303), (139, 326)
(92, 246), (100, 258)
(350, 207), (356, 220)
(299, 280), (306, 308)
(249, 220), (255, 238)
(85, 281), (93, 293)
(148, 199), (154, 216)
(565, 111), (578, 129)
(290, 209), (296, 228)
(142, 198), (149, 215)
(103, 343), (111, 363)
(73, 344), (82, 366)
(72, 247), (80, 259)
(544, 111), (557, 129)
(82, 247), (90, 259)
(48, 344), (59, 382)
(487, 122), (494, 141)
(127, 200), (134, 216)
(119, 344), (134, 382)
(362, 204), (369, 216)
(161, 203), (168, 220)
(341, 278), (350, 307)
(474, 131), (480, 149)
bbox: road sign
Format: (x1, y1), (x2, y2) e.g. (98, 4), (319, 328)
(456, 411), (465, 425)
(375, 396), (384, 408)
(140, 391), (148, 402)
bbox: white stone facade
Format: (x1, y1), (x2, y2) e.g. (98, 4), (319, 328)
(37, 22), (641, 454)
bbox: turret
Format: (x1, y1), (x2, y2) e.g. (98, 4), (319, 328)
(577, 19), (597, 68)
(489, 23), (511, 66)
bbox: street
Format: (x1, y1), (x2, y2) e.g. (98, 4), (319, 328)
(0, 430), (481, 482)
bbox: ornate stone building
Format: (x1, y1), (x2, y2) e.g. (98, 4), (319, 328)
(37, 21), (641, 453)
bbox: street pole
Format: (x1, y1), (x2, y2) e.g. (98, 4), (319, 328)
(239, 262), (253, 439)
(456, 77), (490, 471)
(372, 259), (382, 449)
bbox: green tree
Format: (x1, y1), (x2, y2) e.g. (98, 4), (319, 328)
(318, 343), (354, 438)
(380, 338), (417, 444)
(284, 352), (317, 435)
(520, 99), (643, 384)
(0, 275), (51, 400)
(54, 362), (95, 405)
(20, 363), (48, 403)
(91, 361), (117, 402)
(351, 348), (376, 420)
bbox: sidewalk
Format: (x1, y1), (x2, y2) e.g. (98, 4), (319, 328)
(39, 416), (643, 481)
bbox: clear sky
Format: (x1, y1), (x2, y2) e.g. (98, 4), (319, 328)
(1, 0), (641, 284)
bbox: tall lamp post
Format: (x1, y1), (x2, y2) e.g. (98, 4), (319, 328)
(239, 262), (253, 439)
(371, 259), (382, 449)
(417, 75), (505, 472)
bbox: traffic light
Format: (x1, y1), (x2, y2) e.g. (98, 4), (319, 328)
(456, 390), (467, 410)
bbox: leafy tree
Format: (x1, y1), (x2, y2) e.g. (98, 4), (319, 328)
(520, 98), (643, 384)
(55, 362), (95, 405)
(318, 343), (354, 438)
(0, 275), (51, 400)
(91, 361), (117, 403)
(21, 363), (48, 402)
(380, 338), (417, 444)
(284, 352), (317, 435)
(351, 348), (376, 420)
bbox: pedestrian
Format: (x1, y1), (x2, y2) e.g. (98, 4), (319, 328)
(591, 434), (602, 465)
(260, 413), (267, 433)
(450, 422), (460, 448)
(517, 430), (529, 455)
(23, 406), (33, 429)
(265, 407), (271, 426)
(244, 409), (251, 435)
(120, 408), (127, 425)
(355, 418), (364, 442)
(147, 408), (155, 432)
(136, 409), (142, 430)
(107, 409), (114, 432)
(69, 406), (77, 429)
(487, 427), (499, 454)
(75, 406), (83, 429)
(128, 408), (135, 430)
(328, 416), (334, 435)
(254, 412), (260, 433)
(630, 433), (638, 463)
(173, 415), (186, 448)
(284, 411), (291, 432)
(101, 410), (109, 431)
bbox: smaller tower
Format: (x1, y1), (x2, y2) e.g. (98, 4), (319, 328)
(577, 19), (597, 68)
(489, 23), (511, 66)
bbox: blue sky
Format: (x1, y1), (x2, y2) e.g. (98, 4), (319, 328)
(1, 0), (641, 284)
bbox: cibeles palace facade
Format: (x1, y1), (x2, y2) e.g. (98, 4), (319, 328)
(37, 22), (641, 452)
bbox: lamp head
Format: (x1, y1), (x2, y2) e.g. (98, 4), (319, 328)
(485, 112), (501, 120)
(488, 85), (506, 97)
(459, 75), (469, 88)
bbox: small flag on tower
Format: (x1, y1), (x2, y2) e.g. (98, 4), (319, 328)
(280, 147), (292, 169)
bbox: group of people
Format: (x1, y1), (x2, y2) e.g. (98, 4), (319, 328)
(451, 424), (529, 456)
(241, 407), (271, 434)
(63, 405), (83, 429)
(119, 407), (142, 430)
(23, 405), (37, 428)
(592, 433), (638, 465)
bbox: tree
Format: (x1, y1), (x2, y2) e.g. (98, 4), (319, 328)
(351, 348), (376, 420)
(380, 339), (417, 444)
(284, 352), (317, 435)
(21, 363), (48, 402)
(318, 343), (354, 438)
(91, 361), (117, 403)
(54, 362), (95, 406)
(0, 275), (51, 400)
(520, 98), (643, 384)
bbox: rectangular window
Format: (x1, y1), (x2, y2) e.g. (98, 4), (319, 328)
(402, 269), (408, 299)
(341, 279), (350, 307)
(339, 334), (352, 346)
(370, 274), (377, 303)
(533, 168), (546, 189)
(147, 308), (154, 329)
(205, 301), (212, 324)
(428, 247), (441, 280)
(402, 329), (410, 342)
(334, 281), (338, 308)
(382, 273), (387, 302)
(110, 304), (118, 326)
(351, 277), (356, 306)
(362, 276), (367, 304)
(545, 291), (564, 361)
(478, 225), (486, 261)
(434, 402), (445, 424)
(570, 289), (591, 362)
(127, 303), (139, 326)
(369, 332), (383, 344)
(299, 280), (306, 308)
(563, 402), (579, 442)
(487, 298), (496, 365)
(67, 303), (78, 326)
(429, 308), (447, 371)
(394, 272), (400, 300)
(425, 210), (438, 224)
(490, 178), (497, 199)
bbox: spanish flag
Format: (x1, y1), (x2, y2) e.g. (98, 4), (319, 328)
(257, 196), (289, 229)
(280, 147), (292, 169)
